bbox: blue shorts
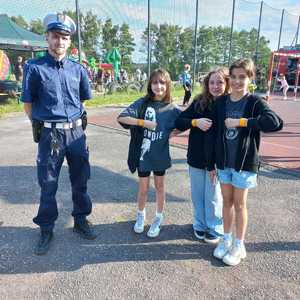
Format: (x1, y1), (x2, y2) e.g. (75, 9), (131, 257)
(217, 168), (257, 189)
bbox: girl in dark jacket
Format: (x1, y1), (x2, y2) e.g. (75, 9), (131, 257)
(175, 68), (230, 244)
(212, 58), (283, 266)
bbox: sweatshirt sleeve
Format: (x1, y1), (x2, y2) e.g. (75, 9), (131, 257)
(117, 98), (144, 130)
(175, 101), (197, 131)
(247, 99), (283, 133)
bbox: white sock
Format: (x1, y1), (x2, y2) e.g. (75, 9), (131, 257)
(223, 233), (232, 241)
(235, 239), (244, 248)
(155, 212), (163, 220)
(138, 209), (145, 215)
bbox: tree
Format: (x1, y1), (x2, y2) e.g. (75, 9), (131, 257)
(154, 24), (182, 78)
(30, 19), (44, 35)
(81, 11), (101, 57)
(179, 27), (194, 67)
(10, 15), (29, 29)
(142, 23), (183, 79)
(101, 19), (119, 56)
(63, 10), (102, 58)
(141, 23), (159, 69)
(118, 23), (135, 71)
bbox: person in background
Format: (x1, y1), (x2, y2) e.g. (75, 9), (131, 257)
(14, 56), (24, 82)
(96, 67), (103, 92)
(277, 73), (289, 100)
(135, 68), (142, 82)
(182, 64), (192, 106)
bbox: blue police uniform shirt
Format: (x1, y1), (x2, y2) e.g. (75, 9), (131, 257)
(21, 52), (91, 122)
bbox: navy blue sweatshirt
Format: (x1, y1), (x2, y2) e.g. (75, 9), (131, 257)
(212, 94), (283, 173)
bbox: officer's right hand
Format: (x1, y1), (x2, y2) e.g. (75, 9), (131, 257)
(144, 120), (157, 130)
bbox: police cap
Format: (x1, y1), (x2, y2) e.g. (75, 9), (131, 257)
(43, 13), (76, 35)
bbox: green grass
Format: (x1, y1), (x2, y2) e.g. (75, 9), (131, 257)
(86, 84), (201, 107)
(0, 98), (24, 117)
(0, 84), (201, 118)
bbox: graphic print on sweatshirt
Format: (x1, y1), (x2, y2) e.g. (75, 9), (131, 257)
(140, 106), (163, 161)
(225, 111), (241, 141)
(225, 96), (248, 141)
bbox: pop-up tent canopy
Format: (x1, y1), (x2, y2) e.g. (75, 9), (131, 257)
(0, 14), (47, 51)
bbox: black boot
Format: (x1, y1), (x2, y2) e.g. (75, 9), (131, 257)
(34, 230), (53, 255)
(73, 220), (96, 240)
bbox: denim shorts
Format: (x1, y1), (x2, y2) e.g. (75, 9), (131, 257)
(217, 168), (257, 189)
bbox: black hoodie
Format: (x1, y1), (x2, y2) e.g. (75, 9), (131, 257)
(175, 100), (215, 171)
(212, 94), (283, 173)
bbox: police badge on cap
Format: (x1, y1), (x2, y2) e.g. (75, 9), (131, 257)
(43, 13), (76, 35)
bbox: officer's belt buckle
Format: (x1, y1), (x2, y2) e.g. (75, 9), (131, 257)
(63, 123), (70, 130)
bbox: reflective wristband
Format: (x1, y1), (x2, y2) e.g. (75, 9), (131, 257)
(137, 119), (145, 127)
(191, 119), (197, 127)
(239, 118), (247, 127)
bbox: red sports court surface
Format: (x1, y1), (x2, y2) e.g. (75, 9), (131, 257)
(89, 95), (300, 174)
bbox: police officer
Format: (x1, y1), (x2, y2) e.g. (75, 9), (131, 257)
(21, 13), (96, 255)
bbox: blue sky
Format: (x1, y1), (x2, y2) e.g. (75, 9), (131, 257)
(1, 0), (300, 61)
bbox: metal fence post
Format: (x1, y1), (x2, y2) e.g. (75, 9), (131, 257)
(192, 0), (199, 87)
(296, 15), (300, 45)
(147, 0), (151, 78)
(255, 1), (263, 65)
(75, 0), (82, 62)
(277, 9), (285, 51)
(228, 0), (236, 66)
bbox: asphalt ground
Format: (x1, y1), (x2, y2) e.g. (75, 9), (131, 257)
(0, 109), (299, 300)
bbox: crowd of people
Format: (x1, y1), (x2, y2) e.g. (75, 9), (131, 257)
(19, 13), (284, 267)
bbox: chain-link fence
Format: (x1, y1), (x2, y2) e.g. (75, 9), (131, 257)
(1, 0), (300, 86)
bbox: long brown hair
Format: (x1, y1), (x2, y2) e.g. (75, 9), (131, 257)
(146, 68), (172, 104)
(194, 67), (230, 112)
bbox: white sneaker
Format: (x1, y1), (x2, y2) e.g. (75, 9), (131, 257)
(213, 238), (232, 259)
(147, 215), (163, 238)
(133, 211), (145, 233)
(222, 244), (247, 266)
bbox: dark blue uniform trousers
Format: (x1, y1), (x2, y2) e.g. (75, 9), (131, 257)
(33, 126), (91, 231)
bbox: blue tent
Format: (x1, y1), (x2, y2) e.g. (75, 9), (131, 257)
(0, 14), (47, 51)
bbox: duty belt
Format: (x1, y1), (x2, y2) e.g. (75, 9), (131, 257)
(44, 118), (82, 130)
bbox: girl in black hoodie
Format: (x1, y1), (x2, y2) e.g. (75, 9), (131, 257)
(212, 59), (283, 266)
(175, 68), (230, 244)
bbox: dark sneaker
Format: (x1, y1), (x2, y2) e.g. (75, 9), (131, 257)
(194, 230), (205, 240)
(34, 230), (53, 255)
(0, 221), (3, 226)
(73, 220), (97, 240)
(204, 232), (220, 244)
